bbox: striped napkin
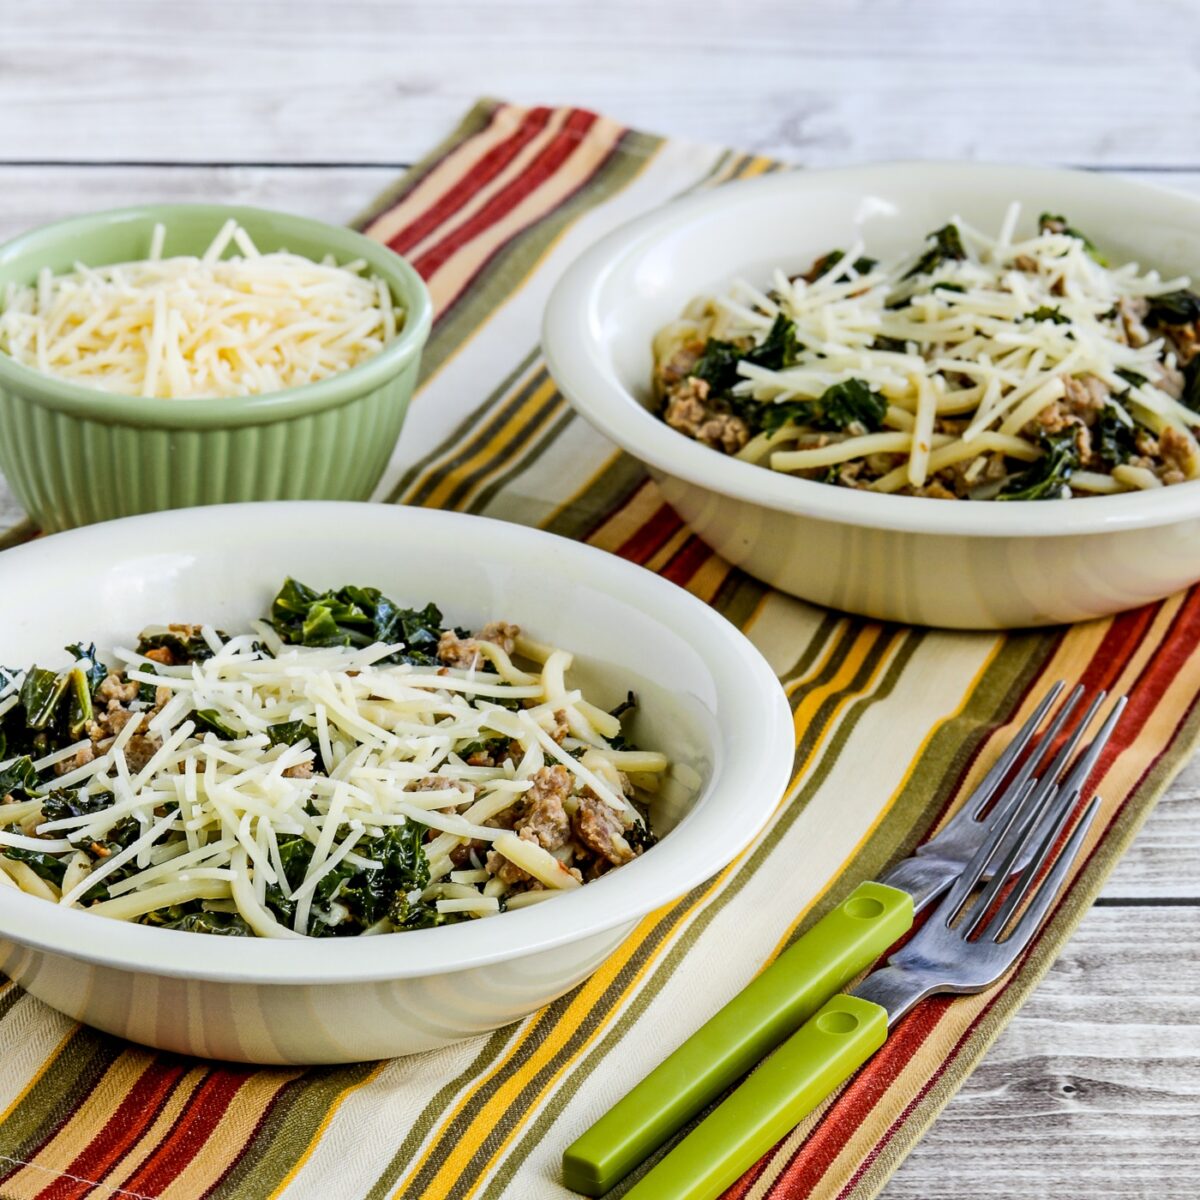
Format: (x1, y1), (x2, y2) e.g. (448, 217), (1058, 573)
(1, 100), (1198, 1200)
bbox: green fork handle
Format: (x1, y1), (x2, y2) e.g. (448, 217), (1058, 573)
(621, 995), (889, 1200)
(561, 881), (911, 1195)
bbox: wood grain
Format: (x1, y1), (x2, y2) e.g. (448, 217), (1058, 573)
(0, 10), (1197, 1190)
(886, 907), (1200, 1199)
(0, 0), (1197, 168)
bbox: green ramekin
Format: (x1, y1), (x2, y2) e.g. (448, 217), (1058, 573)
(0, 204), (433, 531)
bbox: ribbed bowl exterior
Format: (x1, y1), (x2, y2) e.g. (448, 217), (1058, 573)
(0, 358), (419, 532)
(0, 203), (433, 531)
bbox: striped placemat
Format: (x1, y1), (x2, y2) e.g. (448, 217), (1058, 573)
(1, 100), (1198, 1200)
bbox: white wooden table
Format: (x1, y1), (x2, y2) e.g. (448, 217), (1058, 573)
(1, 1), (1196, 1193)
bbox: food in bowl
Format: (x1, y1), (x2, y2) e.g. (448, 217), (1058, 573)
(0, 218), (403, 399)
(0, 577), (665, 939)
(653, 204), (1200, 500)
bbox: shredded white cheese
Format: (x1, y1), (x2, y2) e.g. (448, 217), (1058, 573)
(0, 220), (403, 399)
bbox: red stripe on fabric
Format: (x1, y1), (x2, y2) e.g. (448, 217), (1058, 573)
(117, 1069), (254, 1199)
(661, 535), (715, 588)
(755, 588), (1200, 1200)
(30, 1062), (188, 1200)
(411, 109), (600, 280)
(422, 128), (629, 334)
(386, 105), (555, 256)
(615, 504), (683, 565)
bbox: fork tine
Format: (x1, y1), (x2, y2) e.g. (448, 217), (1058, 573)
(962, 681), (1064, 821)
(940, 776), (1039, 924)
(984, 791), (1099, 943)
(963, 781), (1063, 939)
(991, 683), (1083, 816)
(1013, 695), (1126, 871)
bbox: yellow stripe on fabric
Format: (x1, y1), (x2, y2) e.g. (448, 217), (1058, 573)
(416, 375), (559, 511)
(0, 1049), (155, 1199)
(763, 634), (1004, 967)
(0, 1022), (77, 1128)
(265, 1062), (390, 1200)
(391, 623), (877, 1199)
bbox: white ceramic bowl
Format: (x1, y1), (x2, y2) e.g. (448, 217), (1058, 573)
(543, 164), (1200, 629)
(0, 502), (793, 1064)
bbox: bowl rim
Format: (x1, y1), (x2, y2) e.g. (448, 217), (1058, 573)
(542, 161), (1200, 539)
(0, 501), (795, 984)
(0, 204), (434, 429)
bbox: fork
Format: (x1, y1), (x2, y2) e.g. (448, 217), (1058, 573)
(614, 732), (1103, 1200)
(563, 685), (1125, 1195)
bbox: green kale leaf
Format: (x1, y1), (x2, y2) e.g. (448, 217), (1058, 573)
(270, 579), (445, 666)
(997, 431), (1080, 501)
(194, 709), (237, 740)
(139, 905), (253, 936)
(1146, 290), (1200, 326)
(1028, 305), (1071, 325)
(2, 847), (66, 886)
(0, 755), (42, 798)
(266, 720), (315, 749)
(690, 314), (798, 398)
(1037, 213), (1108, 266)
(902, 224), (966, 280)
(1093, 406), (1137, 470)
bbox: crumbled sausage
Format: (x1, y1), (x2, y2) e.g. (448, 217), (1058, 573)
(663, 378), (750, 454)
(655, 339), (705, 389)
(572, 792), (635, 867)
(514, 765), (572, 852)
(143, 646), (175, 666)
(437, 630), (482, 669)
(282, 760), (314, 780)
(1159, 426), (1196, 485)
(477, 621), (519, 654)
(1117, 297), (1151, 348)
(123, 734), (161, 774)
(97, 673), (139, 704)
(54, 743), (95, 776)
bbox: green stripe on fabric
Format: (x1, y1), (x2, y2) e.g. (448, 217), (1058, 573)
(351, 99), (503, 232)
(785, 626), (1061, 944)
(470, 407), (578, 519)
(0, 1031), (122, 1173)
(206, 1062), (378, 1200)
(844, 609), (1200, 1200)
(415, 127), (662, 387)
(537, 454), (648, 542)
(389, 349), (541, 504)
(475, 630), (920, 1200)
(405, 364), (551, 508)
(361, 1032), (525, 1200)
(375, 617), (868, 1200)
(0, 984), (21, 1027)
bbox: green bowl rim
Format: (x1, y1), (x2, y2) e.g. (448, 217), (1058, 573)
(0, 203), (433, 429)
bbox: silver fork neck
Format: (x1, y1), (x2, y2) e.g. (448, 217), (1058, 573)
(876, 855), (960, 917)
(850, 965), (938, 1025)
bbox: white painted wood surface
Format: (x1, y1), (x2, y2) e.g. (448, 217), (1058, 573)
(0, 3), (1196, 1193)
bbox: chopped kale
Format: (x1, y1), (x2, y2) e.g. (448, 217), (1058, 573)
(135, 662), (159, 706)
(1093, 406), (1138, 470)
(140, 905), (253, 936)
(997, 431), (1080, 501)
(194, 709), (237, 740)
(1146, 290), (1200, 326)
(902, 224), (966, 280)
(3, 847), (66, 886)
(19, 668), (68, 731)
(1183, 360), (1200, 413)
(39, 789), (110, 825)
(266, 720), (315, 749)
(871, 336), (910, 355)
(1028, 305), (1071, 325)
(608, 691), (637, 721)
(1037, 213), (1108, 266)
(689, 314), (798, 398)
(1115, 368), (1148, 389)
(270, 578), (445, 666)
(66, 643), (107, 695)
(267, 821), (435, 936)
(932, 282), (966, 294)
(136, 627), (217, 664)
(806, 249), (878, 278)
(757, 378), (887, 438)
(0, 755), (42, 798)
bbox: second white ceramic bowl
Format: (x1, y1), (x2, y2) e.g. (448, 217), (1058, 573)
(543, 164), (1200, 628)
(0, 502), (793, 1063)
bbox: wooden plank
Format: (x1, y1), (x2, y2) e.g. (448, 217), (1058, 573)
(886, 906), (1200, 1198)
(2, 1), (1199, 167)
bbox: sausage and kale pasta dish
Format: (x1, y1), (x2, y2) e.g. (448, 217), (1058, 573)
(0, 581), (665, 938)
(653, 204), (1200, 499)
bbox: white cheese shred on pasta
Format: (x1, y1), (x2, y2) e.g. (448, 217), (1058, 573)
(0, 625), (669, 937)
(0, 220), (403, 399)
(662, 202), (1200, 495)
